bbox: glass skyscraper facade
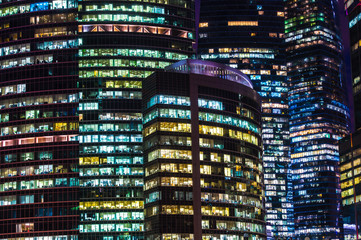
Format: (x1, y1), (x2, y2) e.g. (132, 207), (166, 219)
(0, 0), (79, 239)
(346, 0), (361, 130)
(339, 1), (361, 239)
(0, 0), (195, 239)
(340, 131), (361, 240)
(197, 1), (293, 239)
(143, 60), (265, 240)
(285, 0), (350, 238)
(77, 0), (195, 239)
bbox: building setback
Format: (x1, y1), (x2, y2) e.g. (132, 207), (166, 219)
(285, 0), (350, 238)
(197, 1), (293, 238)
(142, 59), (266, 240)
(0, 0), (79, 239)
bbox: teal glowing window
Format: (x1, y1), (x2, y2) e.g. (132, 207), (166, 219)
(147, 95), (190, 108)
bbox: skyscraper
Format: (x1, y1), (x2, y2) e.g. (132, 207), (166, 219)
(285, 0), (350, 238)
(77, 1), (195, 239)
(339, 131), (361, 240)
(143, 60), (265, 240)
(0, 0), (195, 239)
(197, 1), (293, 238)
(338, 1), (361, 239)
(0, 0), (79, 239)
(346, 0), (361, 130)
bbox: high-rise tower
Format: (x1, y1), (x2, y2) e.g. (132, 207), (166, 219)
(0, 0), (195, 239)
(0, 0), (79, 239)
(143, 60), (265, 240)
(197, 1), (293, 238)
(346, 0), (361, 130)
(285, 0), (350, 238)
(337, 1), (361, 239)
(77, 1), (195, 239)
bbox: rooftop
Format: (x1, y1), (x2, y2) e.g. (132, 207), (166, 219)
(165, 59), (253, 89)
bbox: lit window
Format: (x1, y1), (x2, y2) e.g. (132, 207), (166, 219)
(228, 21), (258, 26)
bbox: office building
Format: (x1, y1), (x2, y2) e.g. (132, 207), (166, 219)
(346, 0), (361, 130)
(0, 0), (79, 239)
(0, 0), (195, 239)
(339, 1), (361, 239)
(142, 59), (266, 240)
(197, 1), (293, 238)
(77, 0), (195, 239)
(285, 0), (350, 238)
(340, 131), (361, 240)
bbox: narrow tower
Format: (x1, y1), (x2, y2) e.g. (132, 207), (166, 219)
(285, 0), (350, 238)
(198, 1), (293, 238)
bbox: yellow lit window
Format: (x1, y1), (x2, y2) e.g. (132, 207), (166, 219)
(160, 163), (192, 173)
(356, 177), (361, 185)
(210, 153), (221, 162)
(161, 205), (193, 215)
(161, 177), (192, 187)
(144, 122), (157, 137)
(201, 206), (229, 216)
(342, 188), (354, 198)
(341, 179), (353, 189)
(200, 165), (211, 174)
(80, 157), (99, 165)
(54, 122), (67, 131)
(199, 125), (223, 136)
(69, 122), (79, 130)
(236, 182), (247, 192)
(148, 149), (192, 162)
(341, 163), (352, 172)
(144, 122), (191, 137)
(228, 21), (258, 26)
(199, 22), (208, 28)
(160, 122), (191, 133)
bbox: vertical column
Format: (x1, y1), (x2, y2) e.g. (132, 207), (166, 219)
(190, 77), (202, 240)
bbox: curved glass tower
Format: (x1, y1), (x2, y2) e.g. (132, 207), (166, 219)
(0, 0), (79, 239)
(143, 60), (266, 240)
(197, 1), (293, 239)
(77, 1), (195, 239)
(285, 0), (350, 238)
